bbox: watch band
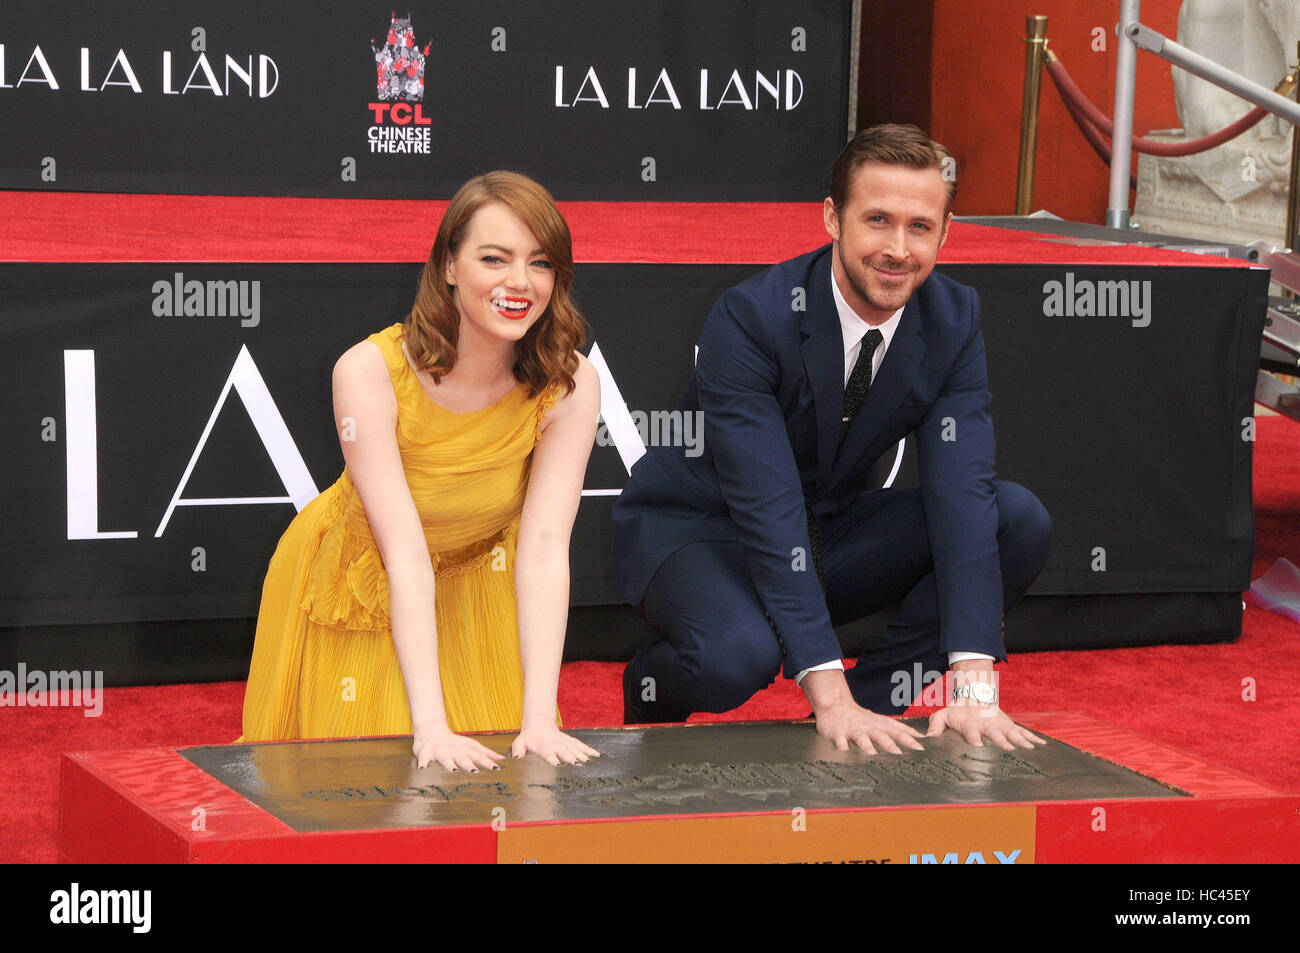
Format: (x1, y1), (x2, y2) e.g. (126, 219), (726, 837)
(951, 681), (998, 704)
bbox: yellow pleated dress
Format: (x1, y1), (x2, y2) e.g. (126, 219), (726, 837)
(238, 322), (562, 742)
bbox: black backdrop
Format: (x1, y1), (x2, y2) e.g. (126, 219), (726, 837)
(0, 262), (1266, 645)
(0, 1), (1270, 681)
(0, 1), (850, 199)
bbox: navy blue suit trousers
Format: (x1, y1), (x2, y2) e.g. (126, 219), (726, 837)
(628, 479), (1050, 718)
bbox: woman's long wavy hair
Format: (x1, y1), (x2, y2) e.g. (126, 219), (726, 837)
(402, 171), (587, 398)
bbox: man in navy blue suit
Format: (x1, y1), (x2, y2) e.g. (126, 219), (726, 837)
(611, 124), (1053, 754)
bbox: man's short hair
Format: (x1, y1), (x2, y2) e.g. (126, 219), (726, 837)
(829, 123), (956, 217)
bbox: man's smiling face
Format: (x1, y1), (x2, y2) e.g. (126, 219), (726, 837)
(823, 160), (952, 325)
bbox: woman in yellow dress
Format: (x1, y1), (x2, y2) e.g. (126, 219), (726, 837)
(239, 171), (602, 771)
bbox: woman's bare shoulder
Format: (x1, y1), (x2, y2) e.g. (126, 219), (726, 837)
(571, 350), (599, 394)
(333, 338), (391, 390)
(541, 351), (600, 429)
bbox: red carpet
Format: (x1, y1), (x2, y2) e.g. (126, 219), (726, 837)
(0, 190), (1288, 861)
(0, 190), (1252, 267)
(4, 416), (1297, 863)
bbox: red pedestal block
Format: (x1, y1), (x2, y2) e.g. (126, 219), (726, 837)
(57, 713), (1298, 863)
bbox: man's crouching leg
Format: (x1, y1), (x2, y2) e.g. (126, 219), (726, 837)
(841, 480), (1052, 715)
(625, 539), (785, 723)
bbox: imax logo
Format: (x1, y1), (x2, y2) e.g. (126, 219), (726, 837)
(152, 272), (261, 326)
(1041, 272), (1151, 327)
(909, 850), (1021, 864)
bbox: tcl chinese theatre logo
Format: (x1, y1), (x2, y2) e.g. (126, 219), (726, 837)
(366, 11), (431, 154)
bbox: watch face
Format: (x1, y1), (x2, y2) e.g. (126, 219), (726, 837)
(972, 683), (996, 704)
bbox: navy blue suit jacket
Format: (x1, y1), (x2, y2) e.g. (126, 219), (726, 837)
(611, 243), (1004, 676)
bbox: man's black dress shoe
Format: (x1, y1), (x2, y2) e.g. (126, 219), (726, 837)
(622, 661), (656, 725)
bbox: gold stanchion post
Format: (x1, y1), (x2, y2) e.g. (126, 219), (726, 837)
(1016, 16), (1049, 215)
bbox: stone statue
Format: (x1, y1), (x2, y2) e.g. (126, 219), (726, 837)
(1135, 0), (1300, 245)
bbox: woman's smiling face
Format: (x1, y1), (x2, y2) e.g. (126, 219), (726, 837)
(444, 201), (555, 343)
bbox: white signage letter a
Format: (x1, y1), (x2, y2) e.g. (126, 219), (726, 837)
(155, 345), (318, 536)
(587, 342), (645, 473)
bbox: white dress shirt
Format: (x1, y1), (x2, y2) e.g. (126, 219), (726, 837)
(794, 270), (994, 686)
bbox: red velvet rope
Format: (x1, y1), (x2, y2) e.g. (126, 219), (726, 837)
(1055, 70), (1138, 191)
(1046, 55), (1273, 157)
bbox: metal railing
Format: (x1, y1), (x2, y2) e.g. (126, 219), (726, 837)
(1013, 6), (1300, 423)
(1110, 0), (1300, 230)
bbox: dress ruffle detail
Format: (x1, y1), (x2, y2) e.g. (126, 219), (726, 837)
(299, 493), (392, 634)
(300, 507), (523, 632)
(433, 520), (519, 578)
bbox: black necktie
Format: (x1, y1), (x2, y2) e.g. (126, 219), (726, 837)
(808, 328), (885, 593)
(840, 328), (883, 445)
